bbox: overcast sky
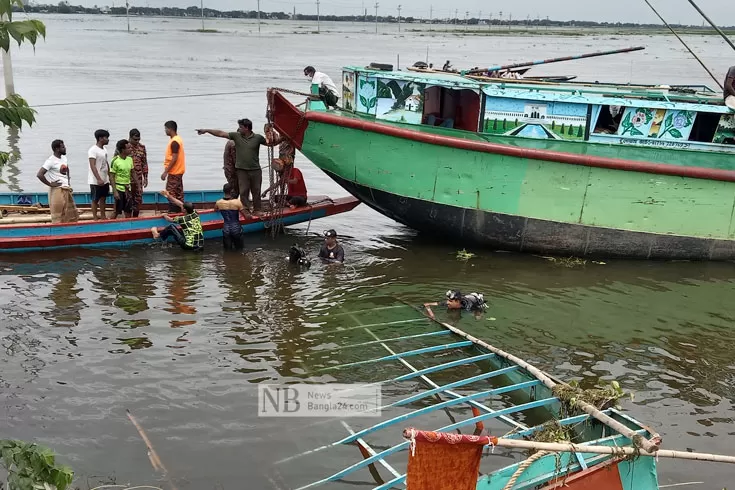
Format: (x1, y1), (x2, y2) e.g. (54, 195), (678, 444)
(97, 0), (735, 25)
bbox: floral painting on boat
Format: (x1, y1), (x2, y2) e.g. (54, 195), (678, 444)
(342, 71), (355, 112)
(375, 78), (425, 124)
(356, 76), (378, 115)
(618, 107), (696, 140)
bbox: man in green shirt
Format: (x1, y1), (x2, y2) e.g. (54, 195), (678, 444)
(197, 119), (277, 214)
(109, 139), (137, 219)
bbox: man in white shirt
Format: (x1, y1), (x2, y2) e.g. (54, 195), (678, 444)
(37, 139), (78, 224)
(304, 65), (339, 108)
(88, 129), (110, 220)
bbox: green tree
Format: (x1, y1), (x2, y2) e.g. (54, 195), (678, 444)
(0, 0), (46, 164)
(0, 439), (73, 490)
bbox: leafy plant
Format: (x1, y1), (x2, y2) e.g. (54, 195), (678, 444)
(0, 439), (73, 490)
(0, 0), (45, 165)
(657, 110), (694, 139)
(456, 249), (475, 260)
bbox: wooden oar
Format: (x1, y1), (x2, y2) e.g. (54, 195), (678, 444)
(401, 300), (662, 454)
(463, 46), (645, 75)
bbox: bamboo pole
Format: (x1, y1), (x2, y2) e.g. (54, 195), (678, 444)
(685, 0), (735, 52)
(482, 438), (735, 464)
(642, 0), (723, 90)
(410, 303), (662, 453)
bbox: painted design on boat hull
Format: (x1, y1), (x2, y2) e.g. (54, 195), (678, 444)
(326, 170), (735, 260)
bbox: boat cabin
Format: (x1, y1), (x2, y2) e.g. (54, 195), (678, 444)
(337, 66), (735, 154)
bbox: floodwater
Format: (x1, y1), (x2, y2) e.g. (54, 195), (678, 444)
(1, 14), (735, 489)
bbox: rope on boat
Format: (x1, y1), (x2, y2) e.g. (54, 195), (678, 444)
(501, 451), (551, 490)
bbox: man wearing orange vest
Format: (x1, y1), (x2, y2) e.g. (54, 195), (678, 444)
(161, 120), (186, 212)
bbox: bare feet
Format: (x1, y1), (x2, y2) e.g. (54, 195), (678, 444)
(151, 226), (160, 239)
(289, 204), (296, 209)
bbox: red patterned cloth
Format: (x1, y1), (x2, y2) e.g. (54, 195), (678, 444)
(402, 429), (498, 490)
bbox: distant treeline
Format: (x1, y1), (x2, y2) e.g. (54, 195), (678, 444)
(13, 2), (735, 28)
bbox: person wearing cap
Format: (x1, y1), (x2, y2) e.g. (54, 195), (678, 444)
(424, 290), (487, 319)
(304, 66), (339, 108)
(318, 229), (345, 264)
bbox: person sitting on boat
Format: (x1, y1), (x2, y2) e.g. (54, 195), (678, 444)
(318, 229), (344, 264)
(109, 139), (137, 219)
(264, 123), (296, 168)
(304, 65), (339, 108)
(37, 139), (79, 224)
(215, 183), (248, 251)
(261, 160), (308, 209)
(725, 65), (735, 110)
(442, 60), (452, 71)
(223, 139), (238, 197)
(424, 290), (487, 319)
(151, 190), (203, 251)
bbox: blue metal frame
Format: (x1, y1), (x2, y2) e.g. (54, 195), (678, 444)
(317, 340), (473, 371)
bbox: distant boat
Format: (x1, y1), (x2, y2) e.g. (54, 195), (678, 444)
(0, 190), (359, 253)
(270, 57), (735, 260)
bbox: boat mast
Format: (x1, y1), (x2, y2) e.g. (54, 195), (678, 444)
(642, 0), (723, 90)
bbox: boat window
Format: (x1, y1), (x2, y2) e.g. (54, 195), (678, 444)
(593, 105), (623, 134)
(710, 114), (735, 145)
(688, 112), (721, 143)
(422, 86), (481, 132)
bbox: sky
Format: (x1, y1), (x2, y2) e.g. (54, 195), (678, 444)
(73, 0), (735, 25)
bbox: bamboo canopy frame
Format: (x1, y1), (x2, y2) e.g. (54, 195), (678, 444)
(414, 303), (662, 454)
(402, 430), (735, 464)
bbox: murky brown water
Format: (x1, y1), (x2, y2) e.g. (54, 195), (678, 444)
(1, 15), (735, 489)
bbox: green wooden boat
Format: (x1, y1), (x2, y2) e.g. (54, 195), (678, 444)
(270, 55), (735, 260)
(278, 302), (664, 490)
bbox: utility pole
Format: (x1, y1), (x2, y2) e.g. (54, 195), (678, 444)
(464, 10), (468, 31)
(478, 10), (482, 25)
(374, 2), (378, 33)
(200, 0), (204, 30)
(1, 14), (14, 97)
(316, 0), (320, 33)
(397, 4), (401, 32)
(508, 12), (512, 30)
(428, 5), (432, 31)
(454, 9), (458, 25)
(293, 6), (295, 20)
(126, 0), (130, 32)
(257, 0), (261, 35)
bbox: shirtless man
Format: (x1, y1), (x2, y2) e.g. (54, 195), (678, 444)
(215, 183), (248, 251)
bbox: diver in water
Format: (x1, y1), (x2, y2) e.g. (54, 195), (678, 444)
(424, 290), (488, 319)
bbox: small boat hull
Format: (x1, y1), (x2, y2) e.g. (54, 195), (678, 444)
(0, 190), (359, 253)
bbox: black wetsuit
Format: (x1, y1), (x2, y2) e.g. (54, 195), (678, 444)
(220, 209), (243, 250)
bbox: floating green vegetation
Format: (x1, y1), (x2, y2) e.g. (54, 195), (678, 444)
(456, 249), (476, 261)
(524, 420), (574, 456)
(184, 28), (220, 33)
(553, 380), (633, 411)
(541, 256), (587, 268)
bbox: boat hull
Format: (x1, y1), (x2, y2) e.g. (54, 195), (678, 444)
(270, 92), (735, 260)
(327, 170), (735, 260)
(0, 190), (359, 253)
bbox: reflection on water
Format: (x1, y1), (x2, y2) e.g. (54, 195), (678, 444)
(1, 233), (734, 488)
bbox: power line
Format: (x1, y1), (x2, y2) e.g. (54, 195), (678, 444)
(34, 90), (264, 108)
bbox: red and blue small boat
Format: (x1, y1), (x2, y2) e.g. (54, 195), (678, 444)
(0, 189), (359, 253)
